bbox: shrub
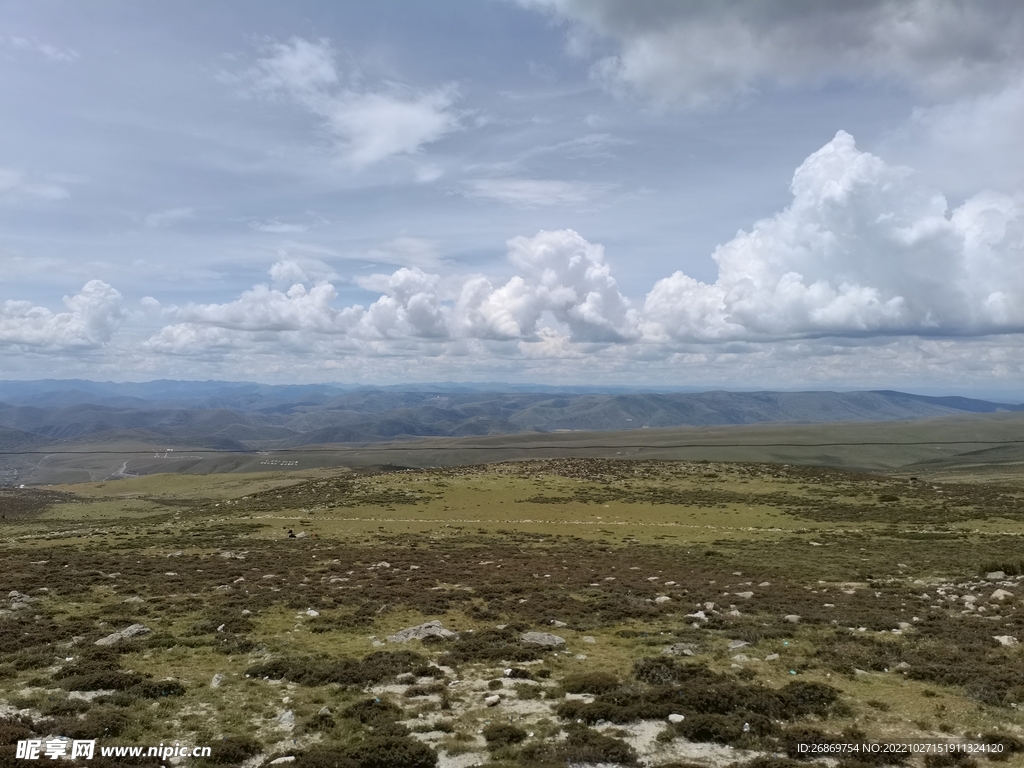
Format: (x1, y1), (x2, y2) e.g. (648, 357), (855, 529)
(561, 671), (620, 694)
(208, 736), (262, 765)
(482, 723), (527, 750)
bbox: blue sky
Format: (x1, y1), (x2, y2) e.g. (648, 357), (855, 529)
(2, 1), (1023, 395)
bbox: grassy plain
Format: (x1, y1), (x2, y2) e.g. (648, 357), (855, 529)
(3, 431), (1024, 767)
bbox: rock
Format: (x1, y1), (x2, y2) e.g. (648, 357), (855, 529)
(268, 758), (296, 765)
(484, 695), (500, 707)
(726, 610), (742, 617)
(521, 631), (565, 647)
(654, 596), (671, 604)
(895, 661), (911, 670)
(668, 714), (685, 724)
(685, 610), (708, 622)
(583, 636), (596, 644)
(550, 620), (568, 627)
(387, 621), (457, 643)
(95, 623), (151, 647)
(241, 609), (252, 616)
(295, 531), (307, 539)
(991, 589), (1014, 601)
(734, 591), (754, 599)
(987, 571), (1007, 581)
(276, 710), (295, 731)
(318, 706), (331, 715)
(727, 640), (750, 650)
(784, 614), (801, 624)
(665, 643), (695, 656)
(765, 654), (780, 661)
(305, 609), (320, 617)
(732, 654), (750, 663)
(898, 622), (913, 631)
(211, 674), (225, 688)
(994, 635), (1020, 647)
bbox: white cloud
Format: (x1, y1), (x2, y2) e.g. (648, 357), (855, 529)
(362, 237), (445, 269)
(240, 37), (461, 169)
(143, 207), (194, 228)
(7, 36), (78, 62)
(642, 131), (1024, 341)
(0, 281), (124, 349)
(131, 132), (1024, 385)
(0, 167), (69, 202)
(465, 178), (611, 207)
(520, 0), (1024, 106)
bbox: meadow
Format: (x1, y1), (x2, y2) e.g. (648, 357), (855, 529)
(3, 448), (1024, 767)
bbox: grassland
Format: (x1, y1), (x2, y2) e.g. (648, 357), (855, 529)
(3, 451), (1024, 768)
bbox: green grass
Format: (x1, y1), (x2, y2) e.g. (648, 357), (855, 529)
(3, 456), (1024, 767)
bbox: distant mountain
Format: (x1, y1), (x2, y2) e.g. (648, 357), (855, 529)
(0, 381), (1020, 452)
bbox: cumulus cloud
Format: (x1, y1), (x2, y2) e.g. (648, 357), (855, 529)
(138, 132), (1024, 382)
(239, 37), (461, 168)
(642, 131), (1024, 341)
(464, 178), (612, 207)
(0, 281), (125, 349)
(0, 167), (69, 202)
(520, 0), (1024, 106)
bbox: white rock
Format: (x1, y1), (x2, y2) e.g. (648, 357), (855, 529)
(784, 614), (801, 623)
(994, 635), (1020, 647)
(211, 674), (225, 688)
(686, 611), (707, 622)
(305, 609), (320, 617)
(732, 654), (750, 663)
(268, 758), (296, 765)
(484, 694), (500, 707)
(992, 589), (1014, 601)
(276, 710), (295, 730)
(388, 621), (458, 643)
(734, 591), (754, 599)
(668, 714), (685, 723)
(654, 596), (671, 604)
(551, 620), (568, 627)
(95, 623), (151, 647)
(583, 636), (596, 644)
(727, 640), (749, 650)
(987, 571), (1007, 581)
(521, 631), (565, 647)
(765, 653), (780, 661)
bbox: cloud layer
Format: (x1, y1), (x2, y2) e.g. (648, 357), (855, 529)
(522, 0), (1024, 106)
(4, 132), (1023, 387)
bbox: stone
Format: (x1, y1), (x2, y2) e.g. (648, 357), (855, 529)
(994, 635), (1020, 647)
(727, 640), (749, 650)
(765, 653), (780, 661)
(550, 620), (568, 627)
(668, 714), (685, 723)
(305, 609), (320, 617)
(654, 596), (671, 604)
(734, 591), (754, 599)
(987, 571), (1007, 581)
(991, 589), (1014, 601)
(294, 531), (307, 539)
(276, 710), (295, 731)
(95, 623), (151, 647)
(521, 631), (565, 647)
(268, 758), (295, 765)
(387, 621), (458, 643)
(665, 643), (695, 656)
(685, 610), (708, 622)
(211, 674), (225, 688)
(784, 614), (801, 623)
(583, 636), (596, 644)
(484, 695), (500, 707)
(318, 706), (331, 715)
(732, 654), (750, 663)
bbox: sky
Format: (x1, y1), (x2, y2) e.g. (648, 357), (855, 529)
(1, 1), (1023, 396)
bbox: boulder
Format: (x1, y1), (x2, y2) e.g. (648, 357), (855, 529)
(387, 621), (457, 643)
(991, 589), (1015, 601)
(668, 714), (685, 724)
(993, 635), (1019, 647)
(95, 623), (151, 647)
(521, 631), (565, 647)
(987, 571), (1007, 581)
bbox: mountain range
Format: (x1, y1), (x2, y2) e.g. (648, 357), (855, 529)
(0, 380), (1021, 453)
